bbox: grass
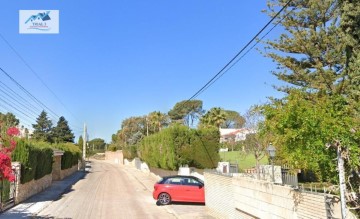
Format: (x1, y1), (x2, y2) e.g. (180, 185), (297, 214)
(219, 151), (268, 171)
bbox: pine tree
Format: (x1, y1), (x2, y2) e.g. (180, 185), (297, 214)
(262, 0), (360, 186)
(264, 0), (353, 96)
(32, 111), (53, 142)
(52, 116), (75, 143)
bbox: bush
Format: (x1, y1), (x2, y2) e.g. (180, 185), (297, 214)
(123, 145), (138, 160)
(54, 143), (81, 170)
(139, 125), (220, 170)
(11, 140), (81, 183)
(11, 140), (53, 183)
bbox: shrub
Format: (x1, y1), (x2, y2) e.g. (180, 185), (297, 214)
(54, 143), (81, 170)
(11, 140), (53, 183)
(139, 125), (220, 170)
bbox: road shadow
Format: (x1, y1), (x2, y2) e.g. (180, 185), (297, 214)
(156, 200), (205, 206)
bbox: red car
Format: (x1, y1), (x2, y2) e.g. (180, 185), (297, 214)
(153, 175), (205, 205)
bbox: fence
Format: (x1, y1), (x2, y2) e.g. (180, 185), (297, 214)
(0, 163), (20, 212)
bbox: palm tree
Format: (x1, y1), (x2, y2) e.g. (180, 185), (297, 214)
(200, 107), (227, 128)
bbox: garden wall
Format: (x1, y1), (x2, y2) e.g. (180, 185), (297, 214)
(204, 172), (346, 219)
(105, 150), (123, 164)
(15, 173), (52, 204)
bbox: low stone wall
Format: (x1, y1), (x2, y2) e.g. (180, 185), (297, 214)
(60, 164), (79, 180)
(204, 172), (344, 219)
(15, 174), (52, 204)
(105, 150), (123, 164)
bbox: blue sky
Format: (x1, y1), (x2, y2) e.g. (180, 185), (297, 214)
(0, 1), (285, 142)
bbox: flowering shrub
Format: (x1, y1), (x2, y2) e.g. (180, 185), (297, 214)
(0, 126), (19, 181)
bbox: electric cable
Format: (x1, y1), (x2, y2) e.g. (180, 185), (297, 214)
(187, 0), (293, 102)
(0, 33), (82, 125)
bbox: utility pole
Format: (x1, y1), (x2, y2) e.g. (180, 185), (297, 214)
(337, 145), (347, 219)
(82, 123), (87, 169)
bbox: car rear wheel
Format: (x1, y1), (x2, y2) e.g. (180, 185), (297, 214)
(158, 193), (171, 205)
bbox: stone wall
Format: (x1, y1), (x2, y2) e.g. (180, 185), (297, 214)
(204, 172), (344, 219)
(105, 150), (123, 164)
(15, 174), (52, 204)
(60, 164), (79, 180)
(52, 155), (62, 181)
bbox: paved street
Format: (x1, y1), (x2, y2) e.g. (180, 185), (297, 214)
(35, 160), (177, 219)
(0, 159), (214, 219)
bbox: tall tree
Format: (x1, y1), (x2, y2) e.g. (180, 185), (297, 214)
(88, 138), (106, 151)
(264, 0), (352, 96)
(0, 112), (19, 133)
(222, 110), (245, 128)
(168, 100), (204, 127)
(32, 111), (53, 142)
(119, 116), (146, 146)
(147, 111), (169, 134)
(199, 107), (227, 128)
(262, 0), (360, 186)
(52, 116), (75, 143)
(242, 106), (269, 179)
(77, 135), (84, 151)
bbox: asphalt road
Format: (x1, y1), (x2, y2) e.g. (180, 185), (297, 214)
(36, 160), (178, 219)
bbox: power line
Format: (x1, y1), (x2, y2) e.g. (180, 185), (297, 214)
(187, 0), (293, 102)
(176, 0), (294, 166)
(0, 80), (42, 113)
(0, 67), (60, 119)
(194, 5), (295, 99)
(0, 86), (40, 118)
(0, 33), (82, 124)
(0, 67), (81, 135)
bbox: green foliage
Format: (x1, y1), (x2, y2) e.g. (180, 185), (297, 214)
(34, 147), (53, 180)
(107, 145), (117, 152)
(147, 111), (170, 134)
(219, 151), (268, 171)
(123, 145), (138, 160)
(1, 179), (11, 201)
(222, 110), (245, 128)
(0, 112), (19, 133)
(54, 143), (81, 170)
(11, 140), (81, 183)
(77, 135), (84, 152)
(31, 111), (53, 143)
(199, 107), (227, 128)
(88, 138), (106, 151)
(11, 140), (53, 183)
(168, 100), (204, 126)
(139, 124), (220, 170)
(52, 116), (75, 143)
(262, 91), (360, 182)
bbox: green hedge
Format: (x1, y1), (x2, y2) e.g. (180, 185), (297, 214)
(139, 125), (220, 170)
(54, 143), (81, 170)
(11, 140), (81, 184)
(11, 140), (53, 184)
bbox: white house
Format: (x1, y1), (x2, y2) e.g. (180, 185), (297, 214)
(219, 128), (256, 143)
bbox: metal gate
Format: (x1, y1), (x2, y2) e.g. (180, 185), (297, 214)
(0, 169), (17, 212)
(281, 165), (298, 187)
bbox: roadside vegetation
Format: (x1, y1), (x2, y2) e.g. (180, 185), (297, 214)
(0, 0), (358, 214)
(219, 151), (268, 172)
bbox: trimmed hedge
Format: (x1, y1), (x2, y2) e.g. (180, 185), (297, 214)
(139, 125), (220, 170)
(11, 140), (53, 184)
(54, 143), (81, 170)
(11, 140), (81, 184)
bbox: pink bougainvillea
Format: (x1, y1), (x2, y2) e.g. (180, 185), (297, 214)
(0, 153), (15, 181)
(6, 127), (20, 137)
(0, 126), (19, 182)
